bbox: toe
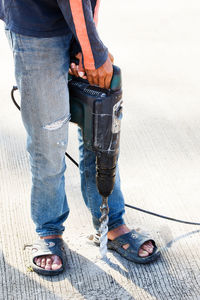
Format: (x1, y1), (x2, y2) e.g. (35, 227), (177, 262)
(40, 257), (46, 269)
(51, 255), (62, 271)
(138, 248), (149, 257)
(142, 241), (154, 254)
(34, 257), (41, 267)
(34, 255), (62, 270)
(45, 257), (52, 270)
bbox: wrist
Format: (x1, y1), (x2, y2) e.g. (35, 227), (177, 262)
(84, 48), (108, 70)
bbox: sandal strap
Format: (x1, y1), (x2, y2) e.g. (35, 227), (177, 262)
(108, 229), (154, 256)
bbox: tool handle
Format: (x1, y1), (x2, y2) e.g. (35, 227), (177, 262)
(68, 65), (121, 92)
(110, 65), (122, 91)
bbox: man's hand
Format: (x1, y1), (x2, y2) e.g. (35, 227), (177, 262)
(86, 53), (114, 89)
(69, 52), (114, 89)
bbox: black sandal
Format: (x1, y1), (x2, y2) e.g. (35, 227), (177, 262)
(94, 229), (161, 264)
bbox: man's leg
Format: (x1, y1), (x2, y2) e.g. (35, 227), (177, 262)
(78, 128), (154, 257)
(6, 29), (72, 270)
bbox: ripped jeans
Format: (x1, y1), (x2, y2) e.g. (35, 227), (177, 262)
(6, 29), (125, 237)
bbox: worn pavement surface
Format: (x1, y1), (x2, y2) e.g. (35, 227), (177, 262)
(1, 1), (200, 299)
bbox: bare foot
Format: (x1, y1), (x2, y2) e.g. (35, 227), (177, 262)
(34, 235), (63, 271)
(107, 225), (154, 258)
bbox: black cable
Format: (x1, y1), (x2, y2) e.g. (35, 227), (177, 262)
(124, 204), (200, 226)
(11, 86), (20, 110)
(65, 152), (79, 167)
(11, 86), (200, 226)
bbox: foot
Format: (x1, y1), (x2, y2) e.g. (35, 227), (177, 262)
(34, 235), (63, 271)
(107, 225), (154, 258)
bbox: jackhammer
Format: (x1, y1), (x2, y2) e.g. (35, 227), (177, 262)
(11, 65), (123, 258)
(68, 65), (122, 257)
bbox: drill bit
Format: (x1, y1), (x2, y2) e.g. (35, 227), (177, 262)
(99, 196), (109, 258)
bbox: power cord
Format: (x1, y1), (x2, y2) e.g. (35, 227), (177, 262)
(11, 86), (200, 226)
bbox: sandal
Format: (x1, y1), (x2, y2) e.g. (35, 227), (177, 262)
(31, 238), (66, 276)
(94, 229), (161, 264)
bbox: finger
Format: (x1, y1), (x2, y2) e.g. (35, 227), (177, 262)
(99, 75), (105, 89)
(70, 63), (79, 77)
(78, 55), (86, 78)
(70, 65), (76, 77)
(109, 52), (114, 63)
(76, 52), (85, 72)
(70, 63), (76, 71)
(87, 75), (94, 86)
(78, 63), (84, 72)
(78, 71), (85, 78)
(78, 58), (84, 72)
(75, 52), (82, 61)
(93, 75), (99, 86)
(104, 73), (112, 89)
(74, 65), (79, 77)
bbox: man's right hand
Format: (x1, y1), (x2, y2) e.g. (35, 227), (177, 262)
(85, 53), (114, 89)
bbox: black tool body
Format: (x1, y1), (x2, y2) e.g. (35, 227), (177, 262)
(68, 65), (123, 197)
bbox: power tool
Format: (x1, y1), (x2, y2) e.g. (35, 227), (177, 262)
(68, 65), (122, 257)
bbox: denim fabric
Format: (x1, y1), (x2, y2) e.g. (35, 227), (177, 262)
(78, 128), (125, 231)
(6, 29), (125, 237)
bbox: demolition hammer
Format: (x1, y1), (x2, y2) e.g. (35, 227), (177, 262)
(68, 65), (122, 257)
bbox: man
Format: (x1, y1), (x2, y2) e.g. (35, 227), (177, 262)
(0, 0), (160, 275)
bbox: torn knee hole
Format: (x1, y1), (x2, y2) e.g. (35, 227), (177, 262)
(43, 114), (71, 131)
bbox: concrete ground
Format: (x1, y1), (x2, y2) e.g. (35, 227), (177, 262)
(1, 0), (200, 299)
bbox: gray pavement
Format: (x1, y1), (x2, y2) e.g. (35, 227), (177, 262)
(1, 1), (200, 299)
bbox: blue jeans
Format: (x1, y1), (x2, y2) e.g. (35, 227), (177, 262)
(6, 29), (125, 237)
